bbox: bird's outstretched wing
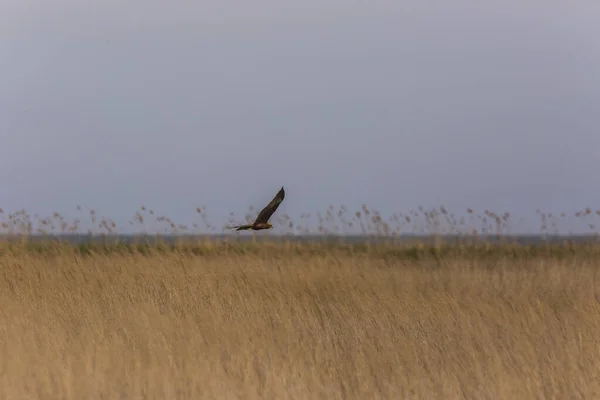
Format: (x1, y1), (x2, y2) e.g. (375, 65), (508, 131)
(254, 186), (285, 225)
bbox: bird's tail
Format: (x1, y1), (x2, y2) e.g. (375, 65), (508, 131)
(231, 224), (253, 231)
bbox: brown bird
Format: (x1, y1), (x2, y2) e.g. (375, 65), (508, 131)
(231, 186), (285, 231)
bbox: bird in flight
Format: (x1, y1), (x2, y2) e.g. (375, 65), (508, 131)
(230, 186), (285, 231)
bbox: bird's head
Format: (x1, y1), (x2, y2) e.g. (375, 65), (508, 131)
(266, 223), (273, 229)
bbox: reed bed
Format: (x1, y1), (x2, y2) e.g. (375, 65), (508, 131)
(0, 204), (599, 399)
(0, 239), (599, 399)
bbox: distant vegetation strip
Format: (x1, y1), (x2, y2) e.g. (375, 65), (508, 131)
(1, 235), (600, 260)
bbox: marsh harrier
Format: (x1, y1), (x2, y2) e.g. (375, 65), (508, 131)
(231, 186), (285, 231)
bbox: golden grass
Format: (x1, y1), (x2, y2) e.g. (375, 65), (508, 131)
(1, 243), (600, 399)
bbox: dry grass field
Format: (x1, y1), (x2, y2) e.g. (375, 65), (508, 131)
(1, 241), (599, 399)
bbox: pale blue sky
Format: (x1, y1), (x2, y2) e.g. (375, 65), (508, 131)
(1, 1), (599, 233)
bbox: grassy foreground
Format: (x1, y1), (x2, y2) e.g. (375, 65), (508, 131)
(1, 241), (599, 399)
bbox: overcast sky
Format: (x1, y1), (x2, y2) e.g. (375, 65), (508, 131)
(1, 1), (599, 233)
